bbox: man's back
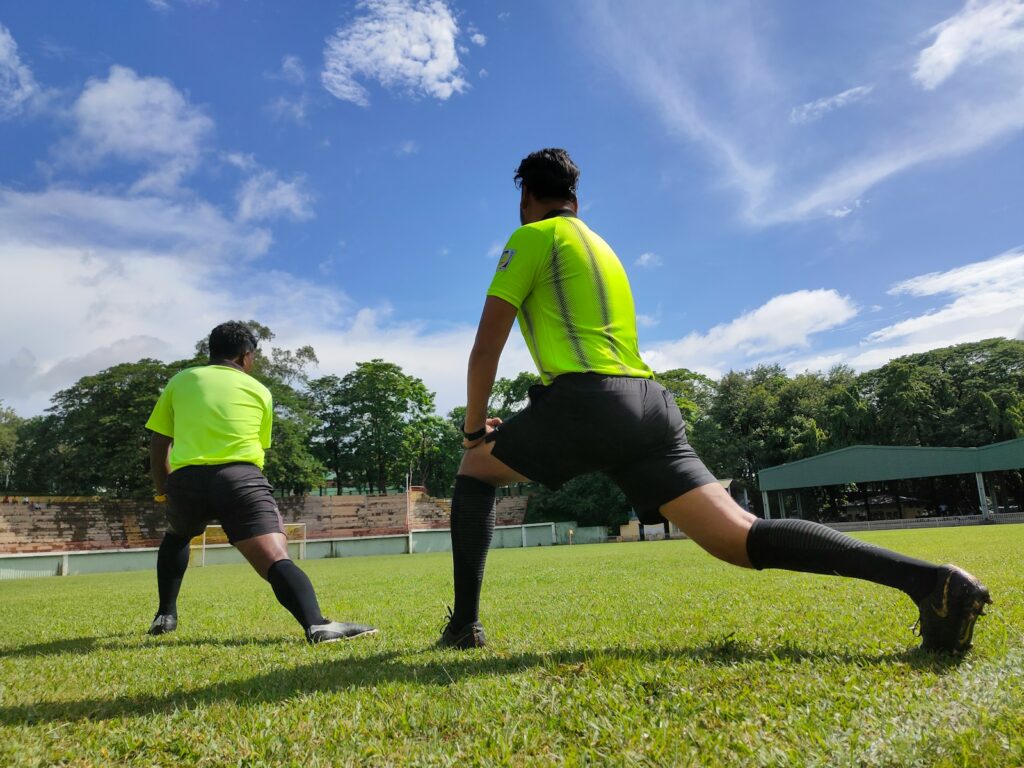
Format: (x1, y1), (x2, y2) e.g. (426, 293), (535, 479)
(146, 365), (272, 471)
(488, 213), (652, 384)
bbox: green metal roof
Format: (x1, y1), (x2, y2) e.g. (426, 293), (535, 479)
(758, 438), (1024, 491)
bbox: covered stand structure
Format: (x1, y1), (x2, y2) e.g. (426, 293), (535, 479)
(757, 438), (1024, 521)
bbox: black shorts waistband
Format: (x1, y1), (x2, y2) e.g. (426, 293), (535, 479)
(551, 373), (655, 390)
(170, 462), (260, 477)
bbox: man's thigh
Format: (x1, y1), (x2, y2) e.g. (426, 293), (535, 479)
(459, 438), (531, 486)
(165, 467), (211, 539)
(210, 464), (286, 544)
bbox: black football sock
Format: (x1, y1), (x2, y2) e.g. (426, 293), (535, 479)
(449, 474), (497, 627)
(267, 559), (326, 629)
(156, 532), (191, 616)
(746, 518), (940, 603)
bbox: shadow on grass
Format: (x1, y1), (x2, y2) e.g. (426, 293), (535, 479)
(0, 634), (296, 659)
(0, 638), (964, 725)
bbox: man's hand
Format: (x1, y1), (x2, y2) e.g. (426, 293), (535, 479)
(463, 417), (503, 450)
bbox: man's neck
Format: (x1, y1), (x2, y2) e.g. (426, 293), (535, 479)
(210, 358), (244, 371)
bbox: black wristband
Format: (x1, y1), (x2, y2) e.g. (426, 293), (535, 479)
(462, 426), (486, 441)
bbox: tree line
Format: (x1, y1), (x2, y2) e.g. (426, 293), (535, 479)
(1, 329), (1021, 526)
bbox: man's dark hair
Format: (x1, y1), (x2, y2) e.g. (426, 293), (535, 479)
(514, 148), (579, 201)
(209, 321), (258, 361)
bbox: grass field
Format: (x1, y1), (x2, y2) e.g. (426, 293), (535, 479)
(1, 526), (1022, 767)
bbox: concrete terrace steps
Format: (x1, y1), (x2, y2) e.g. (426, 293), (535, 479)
(0, 492), (529, 554)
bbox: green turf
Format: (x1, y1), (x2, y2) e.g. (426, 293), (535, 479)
(1, 526), (1022, 767)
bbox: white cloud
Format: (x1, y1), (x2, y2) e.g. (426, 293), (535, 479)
(470, 33), (486, 46)
(826, 199), (864, 219)
(279, 54), (306, 85)
(236, 170), (314, 223)
(0, 186), (269, 259)
(0, 24), (38, 119)
(321, 0), (468, 106)
(580, 1), (1024, 225)
(396, 139), (419, 155)
(636, 314), (660, 328)
(268, 94), (308, 124)
(266, 55), (310, 124)
(914, 0), (1024, 89)
(643, 289), (858, 375)
(0, 59), (496, 418)
(634, 251), (662, 268)
(146, 0), (215, 10)
(784, 247), (1024, 374)
(790, 85), (874, 125)
(0, 212), (527, 417)
(66, 65), (213, 193)
(868, 247), (1024, 344)
(223, 151), (256, 171)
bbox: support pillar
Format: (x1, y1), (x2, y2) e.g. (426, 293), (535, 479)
(976, 472), (992, 516)
(761, 490), (771, 519)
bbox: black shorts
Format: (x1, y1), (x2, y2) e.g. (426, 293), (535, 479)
(165, 462), (284, 543)
(487, 374), (717, 525)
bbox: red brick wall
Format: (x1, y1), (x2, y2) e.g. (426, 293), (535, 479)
(0, 491), (530, 553)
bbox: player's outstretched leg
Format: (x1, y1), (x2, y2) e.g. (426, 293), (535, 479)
(148, 531), (190, 635)
(439, 474), (495, 649)
(235, 533), (377, 644)
(746, 518), (991, 654)
(663, 483), (991, 654)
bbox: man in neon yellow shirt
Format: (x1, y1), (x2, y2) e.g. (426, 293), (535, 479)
(146, 321), (375, 643)
(438, 148), (990, 655)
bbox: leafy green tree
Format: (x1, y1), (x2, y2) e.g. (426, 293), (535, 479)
(526, 473), (630, 528)
(489, 372), (542, 419)
(308, 374), (358, 493)
(8, 416), (62, 494)
(46, 359), (175, 496)
(262, 384), (325, 496)
(0, 402), (21, 492)
(858, 338), (1024, 447)
(655, 367), (716, 426)
(312, 360), (434, 495)
(404, 415), (463, 497)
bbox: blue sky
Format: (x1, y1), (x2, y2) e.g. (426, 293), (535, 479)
(1, 0), (1023, 416)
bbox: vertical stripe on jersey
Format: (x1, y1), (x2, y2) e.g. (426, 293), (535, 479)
(565, 218), (628, 373)
(549, 238), (589, 369)
(519, 304), (552, 382)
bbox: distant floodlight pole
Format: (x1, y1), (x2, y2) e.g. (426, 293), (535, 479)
(406, 468), (414, 554)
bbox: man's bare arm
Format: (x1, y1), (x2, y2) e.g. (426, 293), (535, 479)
(464, 295), (519, 446)
(149, 432), (173, 496)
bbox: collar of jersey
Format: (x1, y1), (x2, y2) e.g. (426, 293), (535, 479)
(541, 208), (577, 220)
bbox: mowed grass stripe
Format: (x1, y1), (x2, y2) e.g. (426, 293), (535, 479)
(0, 525), (1021, 766)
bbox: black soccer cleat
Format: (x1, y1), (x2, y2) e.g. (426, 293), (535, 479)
(438, 608), (487, 650)
(305, 620), (378, 644)
(915, 564), (992, 655)
(147, 613), (178, 636)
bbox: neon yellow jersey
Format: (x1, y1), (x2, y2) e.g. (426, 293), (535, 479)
(487, 212), (654, 384)
(145, 365), (273, 472)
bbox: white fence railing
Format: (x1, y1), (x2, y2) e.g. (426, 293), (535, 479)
(827, 512), (1024, 532)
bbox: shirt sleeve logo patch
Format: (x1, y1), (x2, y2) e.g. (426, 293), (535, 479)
(497, 249), (516, 271)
